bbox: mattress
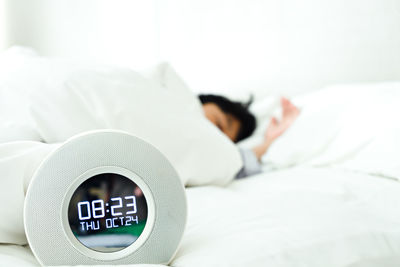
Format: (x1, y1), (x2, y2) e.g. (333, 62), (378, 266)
(2, 167), (400, 266)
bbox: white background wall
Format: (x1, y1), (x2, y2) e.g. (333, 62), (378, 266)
(157, 0), (400, 96)
(0, 0), (7, 50)
(1, 0), (400, 96)
(3, 0), (160, 69)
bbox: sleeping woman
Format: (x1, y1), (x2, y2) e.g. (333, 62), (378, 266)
(199, 95), (300, 178)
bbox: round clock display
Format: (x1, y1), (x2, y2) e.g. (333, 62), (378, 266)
(68, 173), (148, 252)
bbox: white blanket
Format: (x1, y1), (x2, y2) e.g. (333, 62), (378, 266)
(0, 47), (242, 187)
(172, 167), (400, 267)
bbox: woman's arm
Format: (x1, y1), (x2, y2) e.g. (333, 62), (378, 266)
(235, 97), (300, 179)
(252, 138), (274, 161)
(252, 97), (300, 161)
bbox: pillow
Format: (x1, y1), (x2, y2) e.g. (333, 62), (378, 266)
(0, 46), (94, 143)
(261, 82), (400, 180)
(28, 64), (242, 186)
(0, 47), (42, 143)
(0, 53), (242, 244)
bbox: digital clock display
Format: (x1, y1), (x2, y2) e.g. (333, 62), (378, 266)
(68, 173), (148, 252)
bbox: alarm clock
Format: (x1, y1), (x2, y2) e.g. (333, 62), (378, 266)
(24, 130), (187, 266)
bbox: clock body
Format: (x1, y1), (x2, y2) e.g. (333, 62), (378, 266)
(24, 130), (187, 265)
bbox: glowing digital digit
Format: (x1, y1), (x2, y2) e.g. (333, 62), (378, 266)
(125, 196), (137, 215)
(92, 199), (105, 218)
(77, 201), (91, 220)
(110, 197), (123, 216)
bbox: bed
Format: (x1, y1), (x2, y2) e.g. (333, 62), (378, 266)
(2, 167), (400, 266)
(1, 48), (400, 266)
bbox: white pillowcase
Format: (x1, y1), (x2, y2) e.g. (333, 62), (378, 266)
(261, 82), (400, 180)
(28, 62), (242, 187)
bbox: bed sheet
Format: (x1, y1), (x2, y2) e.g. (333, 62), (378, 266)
(5, 167), (400, 266)
(0, 243), (166, 267)
(172, 167), (400, 267)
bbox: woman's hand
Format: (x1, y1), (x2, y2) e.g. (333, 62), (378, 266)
(265, 97), (300, 143)
(253, 97), (300, 161)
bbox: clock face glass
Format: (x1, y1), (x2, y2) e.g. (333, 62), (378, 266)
(68, 173), (148, 252)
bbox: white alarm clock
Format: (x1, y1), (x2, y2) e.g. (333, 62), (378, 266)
(24, 130), (187, 266)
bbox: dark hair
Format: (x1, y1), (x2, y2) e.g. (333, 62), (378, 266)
(199, 94), (256, 142)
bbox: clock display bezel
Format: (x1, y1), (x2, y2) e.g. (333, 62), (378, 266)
(61, 166), (155, 261)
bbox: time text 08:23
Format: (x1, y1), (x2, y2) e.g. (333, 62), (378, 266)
(77, 196), (139, 231)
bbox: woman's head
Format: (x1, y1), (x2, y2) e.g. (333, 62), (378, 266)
(199, 94), (256, 143)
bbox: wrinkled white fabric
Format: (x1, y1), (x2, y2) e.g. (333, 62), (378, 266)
(173, 167), (400, 267)
(252, 82), (400, 180)
(28, 66), (242, 186)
